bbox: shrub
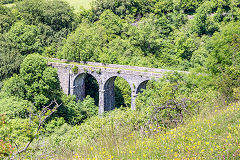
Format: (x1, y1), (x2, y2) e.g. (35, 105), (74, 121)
(0, 97), (33, 118)
(0, 114), (14, 157)
(71, 66), (78, 74)
(1, 54), (61, 109)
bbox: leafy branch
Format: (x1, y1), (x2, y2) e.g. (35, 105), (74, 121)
(11, 99), (61, 159)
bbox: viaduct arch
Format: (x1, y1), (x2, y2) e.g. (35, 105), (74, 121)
(48, 59), (180, 114)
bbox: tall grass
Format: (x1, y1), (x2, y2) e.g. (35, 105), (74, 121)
(44, 102), (240, 159)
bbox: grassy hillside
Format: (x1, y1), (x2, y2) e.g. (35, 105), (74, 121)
(53, 102), (240, 159)
(63, 0), (92, 10)
(3, 0), (93, 10)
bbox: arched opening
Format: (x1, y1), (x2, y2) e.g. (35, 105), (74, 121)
(103, 76), (131, 111)
(114, 77), (131, 108)
(136, 80), (149, 94)
(73, 73), (86, 101)
(73, 73), (99, 104)
(85, 74), (99, 105)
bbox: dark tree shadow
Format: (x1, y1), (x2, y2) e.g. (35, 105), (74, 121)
(85, 74), (99, 105)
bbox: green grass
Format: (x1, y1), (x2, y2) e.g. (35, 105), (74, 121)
(54, 102), (240, 159)
(63, 0), (93, 10)
(4, 3), (15, 7)
(3, 0), (93, 10)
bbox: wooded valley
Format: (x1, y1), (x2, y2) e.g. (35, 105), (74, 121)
(0, 0), (240, 159)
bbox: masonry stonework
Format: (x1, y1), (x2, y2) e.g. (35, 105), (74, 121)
(48, 59), (179, 114)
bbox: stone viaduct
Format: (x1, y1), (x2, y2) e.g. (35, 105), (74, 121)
(48, 59), (177, 114)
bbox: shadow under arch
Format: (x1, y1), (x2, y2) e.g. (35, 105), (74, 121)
(136, 80), (149, 94)
(103, 76), (131, 111)
(73, 73), (99, 104)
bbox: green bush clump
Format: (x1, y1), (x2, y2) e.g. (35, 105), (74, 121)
(1, 54), (61, 108)
(0, 97), (33, 118)
(63, 95), (98, 125)
(71, 65), (78, 74)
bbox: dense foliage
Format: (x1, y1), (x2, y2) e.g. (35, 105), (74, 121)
(0, 0), (75, 83)
(0, 0), (240, 159)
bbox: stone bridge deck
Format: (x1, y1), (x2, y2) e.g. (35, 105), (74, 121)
(48, 58), (183, 114)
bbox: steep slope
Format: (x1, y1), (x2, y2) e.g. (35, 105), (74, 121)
(59, 102), (240, 159)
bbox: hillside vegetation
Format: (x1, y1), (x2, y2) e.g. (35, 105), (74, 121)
(55, 102), (240, 159)
(64, 0), (92, 10)
(0, 0), (240, 159)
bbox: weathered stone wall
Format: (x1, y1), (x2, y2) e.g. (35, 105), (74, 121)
(52, 64), (71, 95)
(48, 59), (185, 114)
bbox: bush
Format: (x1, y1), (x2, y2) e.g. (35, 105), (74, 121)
(71, 66), (78, 74)
(8, 21), (43, 55)
(0, 97), (33, 118)
(1, 54), (61, 109)
(136, 72), (212, 127)
(0, 139), (14, 157)
(62, 95), (98, 125)
(0, 115), (14, 157)
(16, 0), (75, 32)
(206, 21), (240, 74)
(91, 0), (155, 18)
(0, 5), (15, 33)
